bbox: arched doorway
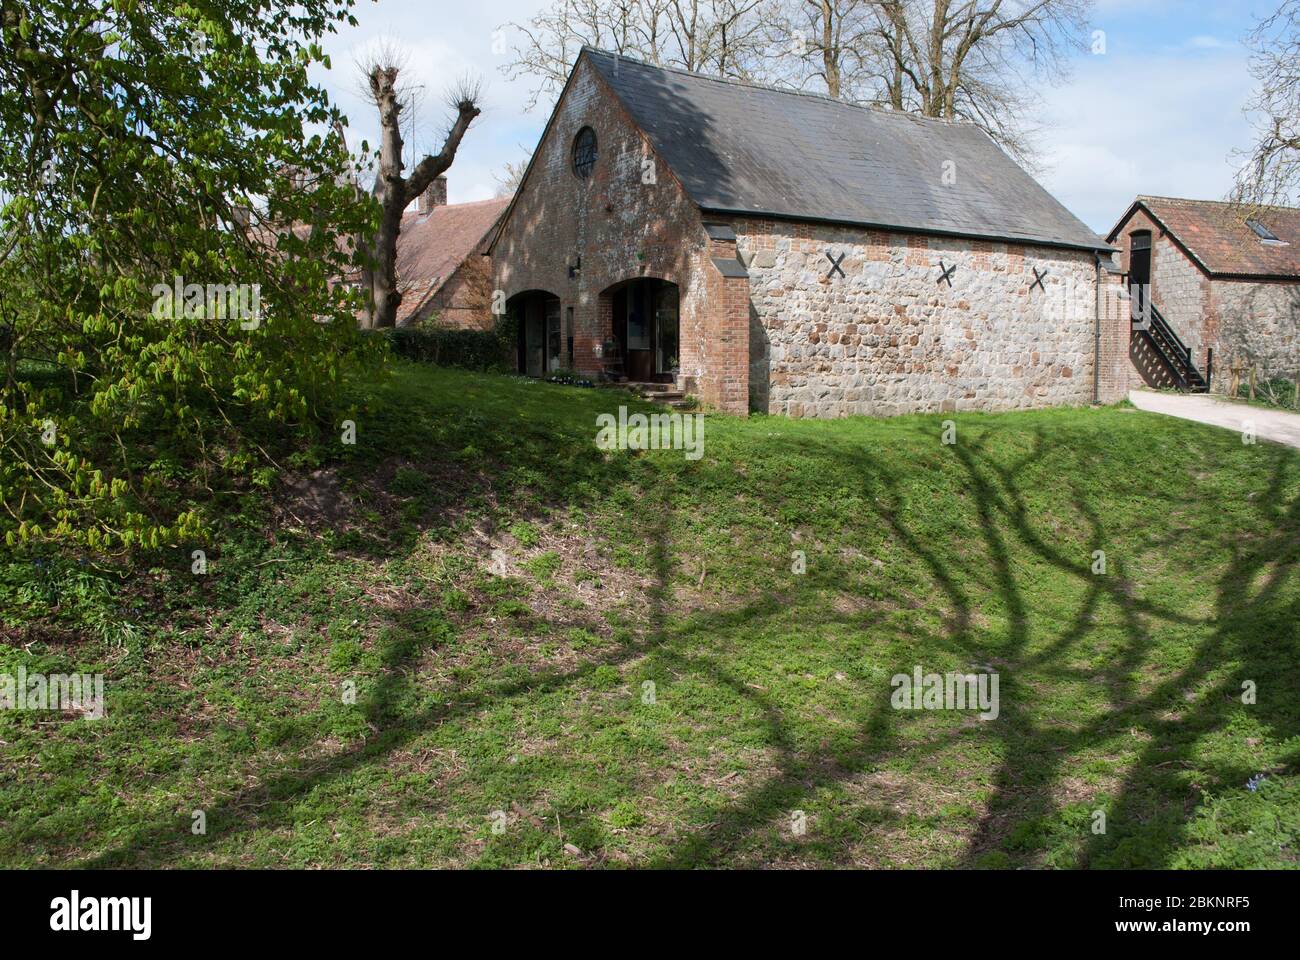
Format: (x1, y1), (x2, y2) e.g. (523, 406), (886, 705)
(602, 278), (679, 383)
(507, 290), (561, 377)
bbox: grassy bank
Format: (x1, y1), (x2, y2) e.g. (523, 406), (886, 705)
(2, 363), (1297, 868)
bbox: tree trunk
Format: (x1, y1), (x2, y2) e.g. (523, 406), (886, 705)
(362, 65), (480, 329)
(819, 1), (840, 98)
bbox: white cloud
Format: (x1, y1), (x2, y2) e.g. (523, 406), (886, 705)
(1037, 46), (1256, 233)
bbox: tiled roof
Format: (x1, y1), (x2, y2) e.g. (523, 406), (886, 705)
(583, 48), (1109, 252)
(1109, 196), (1300, 279)
(396, 197), (510, 324)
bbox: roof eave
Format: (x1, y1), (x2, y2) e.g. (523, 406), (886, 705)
(699, 206), (1116, 255)
(1204, 270), (1300, 282)
(1105, 198), (1300, 278)
(1105, 199), (1146, 244)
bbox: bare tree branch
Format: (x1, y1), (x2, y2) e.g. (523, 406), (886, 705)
(355, 48), (482, 328)
(1232, 0), (1300, 207)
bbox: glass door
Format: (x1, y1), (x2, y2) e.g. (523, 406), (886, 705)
(654, 283), (679, 376)
(546, 299), (561, 372)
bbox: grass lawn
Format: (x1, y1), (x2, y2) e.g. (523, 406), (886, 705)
(2, 362), (1298, 869)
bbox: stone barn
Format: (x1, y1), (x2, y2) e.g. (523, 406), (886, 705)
(1107, 196), (1299, 392)
(489, 47), (1129, 416)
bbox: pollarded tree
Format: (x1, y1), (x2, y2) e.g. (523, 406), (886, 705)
(354, 45), (481, 329)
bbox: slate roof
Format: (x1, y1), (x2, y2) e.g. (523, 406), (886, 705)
(583, 48), (1109, 252)
(396, 197), (509, 324)
(1107, 196), (1300, 280)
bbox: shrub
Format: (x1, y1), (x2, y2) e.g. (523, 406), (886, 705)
(378, 321), (513, 372)
(1235, 377), (1299, 409)
(0, 0), (377, 553)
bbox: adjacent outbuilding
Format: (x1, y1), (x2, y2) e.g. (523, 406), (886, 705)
(396, 177), (509, 329)
(1107, 196), (1299, 392)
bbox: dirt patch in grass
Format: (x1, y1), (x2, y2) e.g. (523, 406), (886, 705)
(279, 468), (351, 528)
(478, 520), (658, 630)
(0, 621), (87, 647)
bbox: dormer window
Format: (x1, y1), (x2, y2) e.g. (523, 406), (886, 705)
(1246, 217), (1288, 245)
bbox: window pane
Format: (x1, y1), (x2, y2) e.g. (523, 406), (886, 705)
(572, 128), (597, 178)
(627, 292), (648, 350)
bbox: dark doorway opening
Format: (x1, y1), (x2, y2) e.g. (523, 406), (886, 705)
(509, 291), (561, 377)
(1129, 231), (1152, 316)
(608, 278), (679, 383)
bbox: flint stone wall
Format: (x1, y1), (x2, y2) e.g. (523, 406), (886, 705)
(736, 220), (1104, 417)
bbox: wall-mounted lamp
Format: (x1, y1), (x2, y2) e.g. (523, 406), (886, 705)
(568, 257), (581, 279)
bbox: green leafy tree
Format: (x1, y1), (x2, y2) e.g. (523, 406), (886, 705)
(0, 0), (380, 551)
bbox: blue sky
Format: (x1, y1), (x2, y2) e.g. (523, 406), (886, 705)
(314, 0), (1278, 234)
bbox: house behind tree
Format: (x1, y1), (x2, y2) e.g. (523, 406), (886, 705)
(396, 177), (508, 329)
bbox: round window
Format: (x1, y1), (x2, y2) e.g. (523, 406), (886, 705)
(572, 127), (597, 179)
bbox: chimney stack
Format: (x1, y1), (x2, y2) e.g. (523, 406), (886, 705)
(418, 176), (448, 214)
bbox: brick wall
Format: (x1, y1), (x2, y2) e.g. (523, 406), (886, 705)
(1207, 278), (1300, 383)
(493, 52), (1129, 419)
(1096, 270), (1133, 403)
(1114, 209), (1202, 327)
(1112, 210), (1300, 388)
(491, 56), (748, 413)
(1111, 209), (1212, 385)
(410, 255), (495, 331)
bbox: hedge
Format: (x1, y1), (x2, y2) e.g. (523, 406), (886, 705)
(376, 322), (514, 372)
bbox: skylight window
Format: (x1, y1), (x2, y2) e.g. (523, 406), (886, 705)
(1246, 218), (1288, 245)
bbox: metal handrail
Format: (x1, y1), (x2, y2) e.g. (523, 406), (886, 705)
(1120, 276), (1207, 390)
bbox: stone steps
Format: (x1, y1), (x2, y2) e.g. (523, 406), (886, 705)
(626, 382), (697, 410)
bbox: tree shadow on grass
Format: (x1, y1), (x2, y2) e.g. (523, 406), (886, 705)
(70, 400), (1300, 869)
(640, 421), (1298, 869)
(950, 431), (1299, 867)
(75, 480), (834, 867)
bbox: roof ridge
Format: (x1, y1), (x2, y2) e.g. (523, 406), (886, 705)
(570, 45), (1108, 253)
(580, 45), (962, 128)
(1140, 195), (1239, 206)
(434, 196), (511, 209)
(1140, 194), (1300, 214)
(404, 196), (510, 217)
